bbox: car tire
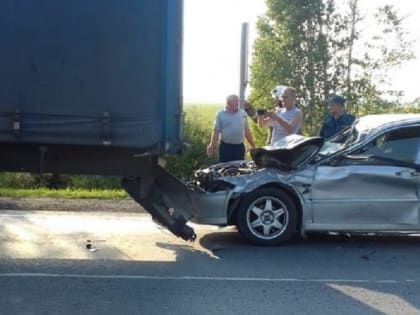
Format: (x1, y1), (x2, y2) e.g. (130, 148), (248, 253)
(236, 187), (298, 246)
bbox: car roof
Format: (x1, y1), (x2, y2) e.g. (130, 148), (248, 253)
(356, 113), (420, 133)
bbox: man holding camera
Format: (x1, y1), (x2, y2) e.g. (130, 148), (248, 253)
(207, 94), (255, 162)
(258, 86), (303, 145)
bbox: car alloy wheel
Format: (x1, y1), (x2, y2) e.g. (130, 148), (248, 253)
(236, 187), (298, 246)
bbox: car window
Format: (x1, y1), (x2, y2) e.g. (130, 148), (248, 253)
(364, 126), (420, 164)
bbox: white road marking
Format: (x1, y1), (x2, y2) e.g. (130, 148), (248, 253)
(0, 273), (418, 283)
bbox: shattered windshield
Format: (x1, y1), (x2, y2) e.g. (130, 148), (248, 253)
(318, 123), (361, 157)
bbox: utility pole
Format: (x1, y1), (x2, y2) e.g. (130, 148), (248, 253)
(239, 22), (249, 109)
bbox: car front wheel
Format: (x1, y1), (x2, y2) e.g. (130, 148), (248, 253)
(236, 187), (298, 246)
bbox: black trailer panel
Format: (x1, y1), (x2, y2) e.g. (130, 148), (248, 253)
(0, 0), (183, 153)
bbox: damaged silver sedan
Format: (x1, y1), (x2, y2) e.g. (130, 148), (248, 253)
(189, 114), (420, 245)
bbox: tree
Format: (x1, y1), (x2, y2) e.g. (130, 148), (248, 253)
(249, 0), (414, 135)
(249, 0), (334, 135)
(342, 2), (414, 112)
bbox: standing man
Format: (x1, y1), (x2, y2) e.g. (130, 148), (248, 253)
(207, 94), (256, 162)
(258, 86), (303, 145)
(319, 95), (355, 139)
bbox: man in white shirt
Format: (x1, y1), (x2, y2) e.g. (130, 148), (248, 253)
(258, 86), (303, 145)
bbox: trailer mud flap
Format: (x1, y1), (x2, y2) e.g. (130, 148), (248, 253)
(122, 166), (196, 241)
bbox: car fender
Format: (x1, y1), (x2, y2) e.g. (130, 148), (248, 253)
(223, 168), (311, 225)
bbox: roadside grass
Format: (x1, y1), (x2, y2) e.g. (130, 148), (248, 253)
(0, 188), (128, 199)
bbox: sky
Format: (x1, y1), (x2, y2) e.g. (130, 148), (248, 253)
(183, 0), (420, 104)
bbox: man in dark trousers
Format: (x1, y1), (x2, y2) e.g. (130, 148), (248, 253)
(320, 95), (355, 139)
(207, 94), (255, 162)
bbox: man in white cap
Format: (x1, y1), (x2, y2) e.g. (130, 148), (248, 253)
(258, 86), (303, 145)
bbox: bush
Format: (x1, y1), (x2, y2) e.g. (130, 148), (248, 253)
(165, 105), (218, 180)
(66, 175), (121, 190)
(0, 173), (121, 190)
(0, 172), (37, 189)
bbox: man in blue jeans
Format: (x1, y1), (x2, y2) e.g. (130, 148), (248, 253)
(207, 94), (255, 162)
(319, 95), (355, 139)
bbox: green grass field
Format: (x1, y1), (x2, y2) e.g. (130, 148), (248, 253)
(183, 103), (221, 125)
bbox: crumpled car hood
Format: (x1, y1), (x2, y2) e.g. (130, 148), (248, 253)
(192, 135), (324, 192)
(250, 134), (324, 171)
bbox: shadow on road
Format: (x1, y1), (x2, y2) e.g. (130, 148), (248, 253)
(1, 228), (420, 315)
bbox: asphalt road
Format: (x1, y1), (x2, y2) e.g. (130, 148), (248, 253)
(1, 210), (420, 315)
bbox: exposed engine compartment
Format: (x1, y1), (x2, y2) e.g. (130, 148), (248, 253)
(190, 136), (324, 193)
(192, 160), (257, 192)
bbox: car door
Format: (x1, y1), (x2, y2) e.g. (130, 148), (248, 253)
(311, 126), (420, 230)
